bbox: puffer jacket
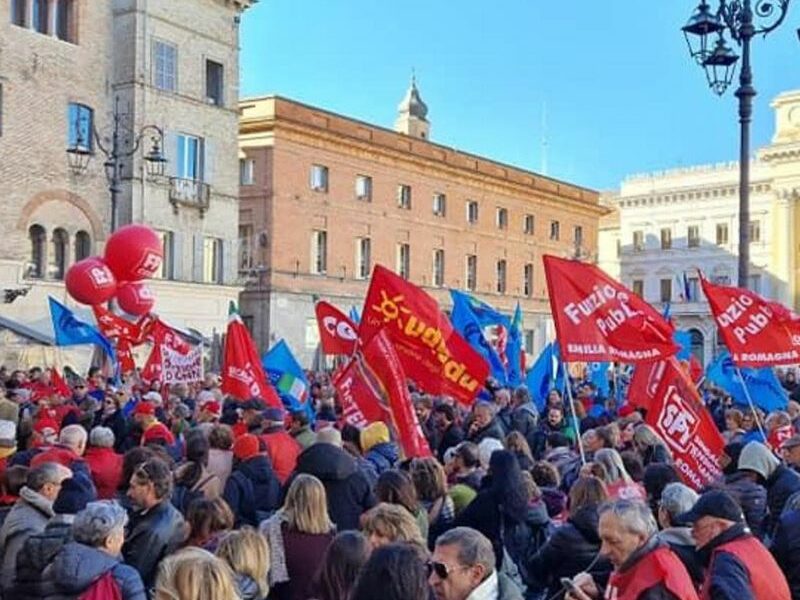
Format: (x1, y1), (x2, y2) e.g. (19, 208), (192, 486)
(364, 442), (399, 476)
(723, 472), (768, 540)
(41, 541), (145, 600)
(9, 517), (73, 599)
(0, 486), (54, 594)
(766, 464), (800, 534)
(223, 455), (281, 527)
(771, 508), (800, 599)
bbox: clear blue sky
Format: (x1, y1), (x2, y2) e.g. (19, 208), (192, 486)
(240, 1), (799, 191)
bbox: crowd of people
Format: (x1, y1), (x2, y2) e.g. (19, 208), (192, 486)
(0, 363), (799, 599)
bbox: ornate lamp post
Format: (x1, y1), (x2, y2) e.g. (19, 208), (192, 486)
(681, 0), (792, 288)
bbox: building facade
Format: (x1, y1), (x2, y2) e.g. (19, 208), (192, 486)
(600, 90), (800, 365)
(239, 83), (607, 366)
(0, 0), (252, 345)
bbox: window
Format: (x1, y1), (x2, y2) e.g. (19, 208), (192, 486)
(433, 193), (446, 217)
(56, 0), (74, 42)
(433, 249), (445, 287)
(356, 175), (372, 201)
(496, 208), (508, 230)
(748, 274), (761, 294)
(748, 220), (761, 243)
(67, 103), (93, 151)
(660, 228), (672, 250)
(32, 0), (48, 33)
(310, 164), (328, 192)
(496, 260), (507, 294)
(524, 330), (535, 355)
(29, 225), (46, 278)
(11, 0), (26, 26)
(660, 278), (672, 303)
(633, 230), (644, 251)
(687, 276), (700, 301)
(524, 214), (535, 235)
(202, 237), (223, 284)
(550, 221), (560, 241)
(712, 273), (731, 285)
(205, 60), (224, 106)
(716, 223), (729, 245)
(687, 225), (700, 248)
(632, 279), (644, 297)
(52, 228), (68, 280)
(74, 230), (91, 261)
(466, 200), (479, 224)
(523, 263), (534, 297)
(153, 231), (174, 280)
(397, 184), (412, 209)
(397, 243), (410, 279)
(238, 225), (253, 272)
(239, 158), (254, 185)
(153, 40), (177, 92)
(356, 238), (371, 279)
(465, 255), (477, 292)
(176, 134), (203, 180)
(574, 225), (584, 246)
(311, 230), (327, 274)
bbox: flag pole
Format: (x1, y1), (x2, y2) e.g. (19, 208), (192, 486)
(734, 367), (768, 443)
(563, 362), (586, 465)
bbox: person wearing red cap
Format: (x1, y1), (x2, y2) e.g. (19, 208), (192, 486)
(198, 400), (222, 425)
(222, 434), (280, 527)
(141, 422), (176, 447)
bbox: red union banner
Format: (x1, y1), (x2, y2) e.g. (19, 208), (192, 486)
(543, 255), (678, 363)
(646, 358), (724, 490)
(221, 316), (281, 407)
(700, 276), (800, 367)
(315, 301), (358, 355)
(359, 265), (489, 405)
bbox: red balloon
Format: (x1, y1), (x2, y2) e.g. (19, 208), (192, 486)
(104, 224), (163, 281)
(65, 257), (117, 305)
(116, 281), (155, 316)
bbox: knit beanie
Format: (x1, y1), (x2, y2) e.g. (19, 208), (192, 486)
(53, 475), (96, 515)
(360, 422), (390, 453)
(233, 434), (260, 461)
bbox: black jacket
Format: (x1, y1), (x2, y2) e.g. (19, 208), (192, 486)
(641, 444), (671, 467)
(467, 418), (506, 445)
(122, 499), (185, 591)
(292, 443), (376, 531)
(771, 508), (800, 599)
(437, 424), (465, 463)
(698, 523), (757, 600)
(722, 472), (768, 540)
(10, 518), (73, 599)
(223, 455), (281, 527)
(510, 404), (539, 453)
(766, 464), (800, 535)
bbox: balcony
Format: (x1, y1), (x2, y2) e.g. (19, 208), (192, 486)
(169, 177), (210, 217)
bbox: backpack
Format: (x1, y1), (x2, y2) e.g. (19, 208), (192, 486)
(230, 470), (276, 526)
(79, 571), (122, 600)
(171, 473), (216, 514)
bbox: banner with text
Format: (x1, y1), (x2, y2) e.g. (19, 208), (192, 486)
(161, 344), (203, 384)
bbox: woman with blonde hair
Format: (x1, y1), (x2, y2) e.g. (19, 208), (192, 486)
(216, 527), (270, 600)
(260, 474), (335, 600)
(632, 423), (672, 466)
(409, 457), (455, 546)
(594, 447), (646, 501)
(361, 502), (426, 551)
(154, 547), (240, 600)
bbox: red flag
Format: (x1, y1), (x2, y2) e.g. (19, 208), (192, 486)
(221, 316), (281, 407)
(140, 320), (192, 383)
(628, 360), (667, 410)
(700, 276), (800, 367)
(315, 301), (358, 355)
(92, 305), (141, 342)
(543, 255), (678, 363)
(645, 358), (724, 490)
(49, 368), (71, 398)
(334, 355), (390, 429)
(359, 265), (488, 405)
(117, 340), (136, 375)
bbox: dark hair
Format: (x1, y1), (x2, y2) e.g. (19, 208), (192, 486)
(176, 431), (210, 490)
(454, 442), (480, 468)
(340, 424), (362, 451)
(1, 465), (28, 498)
(547, 432), (570, 449)
(132, 457), (173, 500)
(531, 461), (560, 488)
(433, 403), (456, 422)
(489, 450), (529, 516)
(291, 410), (310, 427)
(620, 450), (645, 483)
(120, 447), (156, 492)
(186, 497), (234, 546)
(314, 531), (370, 600)
(642, 463), (681, 507)
(350, 543), (429, 600)
(569, 476), (608, 512)
(376, 470), (420, 515)
(208, 425), (234, 450)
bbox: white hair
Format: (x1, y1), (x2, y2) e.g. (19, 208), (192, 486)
(599, 499), (658, 538)
(60, 424), (88, 454)
(89, 426), (115, 449)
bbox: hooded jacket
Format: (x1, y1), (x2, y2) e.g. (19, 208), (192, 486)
(738, 441), (800, 535)
(9, 516), (73, 599)
(0, 486), (54, 593)
(223, 454), (281, 527)
(722, 472), (768, 540)
(364, 442), (399, 476)
(771, 508), (800, 600)
(292, 443), (376, 531)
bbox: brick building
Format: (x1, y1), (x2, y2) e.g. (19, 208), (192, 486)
(0, 0), (253, 348)
(239, 81), (607, 365)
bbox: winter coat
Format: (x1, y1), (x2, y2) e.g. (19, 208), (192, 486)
(122, 499), (185, 591)
(532, 421), (576, 459)
(437, 424), (465, 463)
(292, 426), (316, 450)
(0, 486), (54, 594)
(9, 516), (73, 599)
(525, 504), (612, 600)
(498, 571), (525, 600)
(101, 410), (130, 454)
(223, 455), (281, 527)
(770, 508), (800, 599)
(41, 541), (145, 600)
(84, 446), (123, 500)
(467, 418), (507, 445)
(268, 522), (335, 600)
(510, 404), (539, 452)
(657, 526), (705, 586)
(641, 444), (671, 467)
(291, 443), (376, 531)
(544, 447), (582, 493)
(722, 472), (768, 540)
(766, 465), (800, 535)
(364, 442), (399, 476)
(261, 429), (301, 484)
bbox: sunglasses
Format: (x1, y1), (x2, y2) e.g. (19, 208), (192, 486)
(427, 561), (468, 580)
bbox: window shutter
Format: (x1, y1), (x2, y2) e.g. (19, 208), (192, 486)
(192, 234), (204, 282)
(164, 130), (178, 177)
(172, 231), (184, 280)
(223, 238), (236, 284)
(203, 139), (215, 184)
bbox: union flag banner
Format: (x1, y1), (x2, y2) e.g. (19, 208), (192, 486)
(645, 358), (724, 490)
(221, 315), (281, 407)
(360, 265), (489, 405)
(543, 255), (678, 363)
(140, 320), (193, 383)
(315, 301), (358, 355)
(700, 275), (800, 367)
(627, 360), (667, 410)
(92, 305), (141, 342)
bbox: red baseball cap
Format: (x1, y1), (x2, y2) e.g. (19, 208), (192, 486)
(141, 422), (175, 446)
(133, 401), (155, 416)
(202, 401), (222, 416)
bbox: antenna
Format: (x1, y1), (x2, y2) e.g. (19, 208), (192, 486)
(541, 101), (549, 176)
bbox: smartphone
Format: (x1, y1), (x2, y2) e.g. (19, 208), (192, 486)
(561, 578), (581, 594)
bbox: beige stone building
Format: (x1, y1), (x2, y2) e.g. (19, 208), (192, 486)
(0, 0), (253, 352)
(238, 82), (607, 365)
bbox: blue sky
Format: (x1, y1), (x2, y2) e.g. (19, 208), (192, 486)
(240, 1), (798, 191)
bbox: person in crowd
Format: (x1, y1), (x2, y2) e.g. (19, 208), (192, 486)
(594, 448), (646, 501)
(123, 457), (186, 592)
(508, 386), (539, 451)
(531, 460), (568, 520)
(101, 391), (130, 453)
(0, 461), (72, 593)
(223, 433), (281, 527)
(632, 425), (671, 467)
(182, 497), (234, 551)
(260, 474), (336, 600)
(350, 542), (430, 600)
(0, 466), (29, 526)
(493, 388), (513, 433)
(289, 410), (316, 449)
(376, 469), (428, 541)
(260, 407), (301, 484)
(620, 451), (645, 483)
(771, 498), (800, 598)
(654, 482), (704, 586)
(313, 530), (370, 600)
(717, 441), (768, 540)
(84, 426), (123, 500)
(446, 441), (483, 491)
(677, 489), (791, 600)
(581, 429), (605, 459)
(291, 428), (376, 531)
(207, 424), (234, 489)
(723, 409), (746, 443)
(410, 457), (456, 546)
(0, 420), (17, 471)
(154, 546), (239, 600)
(31, 424), (92, 480)
(216, 527), (270, 600)
(415, 394), (440, 452)
(505, 431), (534, 471)
(467, 402), (506, 444)
(173, 430), (222, 513)
(432, 403), (464, 463)
(38, 500), (146, 600)
(361, 421), (400, 476)
(780, 434), (800, 472)
(544, 433), (582, 491)
(362, 502), (426, 551)
(641, 463), (680, 516)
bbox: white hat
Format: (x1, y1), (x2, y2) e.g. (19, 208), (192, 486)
(0, 420), (16, 447)
(197, 390), (216, 407)
(143, 391), (163, 406)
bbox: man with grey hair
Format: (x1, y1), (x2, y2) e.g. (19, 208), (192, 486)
(566, 500), (698, 600)
(430, 526), (522, 600)
(467, 401), (505, 445)
(655, 482), (703, 585)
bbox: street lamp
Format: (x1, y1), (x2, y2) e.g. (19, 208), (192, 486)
(66, 96), (167, 232)
(681, 0), (792, 288)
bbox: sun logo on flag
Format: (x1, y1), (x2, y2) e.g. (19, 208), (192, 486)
(372, 291), (411, 328)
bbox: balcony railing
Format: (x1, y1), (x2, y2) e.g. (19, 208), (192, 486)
(169, 177), (210, 217)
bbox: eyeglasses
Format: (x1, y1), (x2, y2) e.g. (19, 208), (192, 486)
(427, 561), (469, 580)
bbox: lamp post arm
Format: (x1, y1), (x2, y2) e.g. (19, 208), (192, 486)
(129, 124), (165, 156)
(720, 0), (791, 41)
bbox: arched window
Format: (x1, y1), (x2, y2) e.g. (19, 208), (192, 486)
(75, 230), (91, 261)
(52, 228), (69, 280)
(29, 225), (47, 279)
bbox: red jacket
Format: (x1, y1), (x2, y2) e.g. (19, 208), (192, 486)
(606, 544), (698, 600)
(701, 535), (791, 600)
(261, 430), (301, 484)
(84, 446), (123, 499)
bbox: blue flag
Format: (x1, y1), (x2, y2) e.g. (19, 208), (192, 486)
(349, 306), (361, 325)
(506, 303), (524, 387)
(450, 290), (509, 385)
(262, 339), (314, 419)
(49, 297), (116, 362)
(706, 350), (788, 413)
(589, 362), (610, 398)
(526, 342), (564, 411)
(673, 330), (693, 361)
